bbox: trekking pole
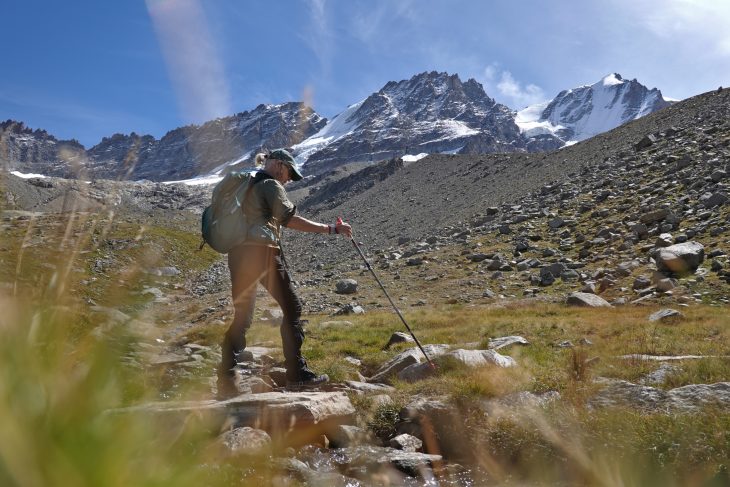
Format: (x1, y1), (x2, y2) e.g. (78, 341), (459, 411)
(337, 218), (436, 369)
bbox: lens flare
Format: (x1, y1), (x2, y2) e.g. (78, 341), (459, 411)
(145, 0), (231, 124)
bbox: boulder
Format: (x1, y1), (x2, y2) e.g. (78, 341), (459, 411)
(700, 192), (728, 208)
(389, 433), (423, 452)
(368, 345), (450, 383)
(218, 427), (271, 456)
(640, 208), (669, 224)
(327, 425), (372, 447)
(397, 349), (516, 382)
(654, 241), (705, 274)
(112, 392), (356, 438)
(590, 380), (730, 412)
(335, 279), (358, 294)
(383, 331), (415, 349)
(566, 292), (612, 308)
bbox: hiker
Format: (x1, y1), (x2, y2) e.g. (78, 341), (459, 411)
(217, 148), (352, 398)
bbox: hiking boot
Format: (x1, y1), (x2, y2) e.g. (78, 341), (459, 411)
(286, 370), (329, 388)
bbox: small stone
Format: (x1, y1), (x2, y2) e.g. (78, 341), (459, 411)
(384, 332), (415, 349)
(389, 433), (423, 452)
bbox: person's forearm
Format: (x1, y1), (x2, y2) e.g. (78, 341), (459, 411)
(285, 215), (329, 234)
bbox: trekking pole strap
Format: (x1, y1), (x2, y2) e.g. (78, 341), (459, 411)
(349, 238), (435, 369)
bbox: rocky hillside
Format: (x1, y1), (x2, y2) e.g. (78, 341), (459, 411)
(280, 87), (729, 310)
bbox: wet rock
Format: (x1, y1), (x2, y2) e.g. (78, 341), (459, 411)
(219, 427), (271, 456)
(330, 445), (442, 479)
(389, 433), (422, 452)
(328, 425), (372, 447)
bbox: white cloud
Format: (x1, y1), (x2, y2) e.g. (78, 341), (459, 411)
(481, 63), (546, 109)
(621, 0), (730, 57)
(303, 0), (334, 77)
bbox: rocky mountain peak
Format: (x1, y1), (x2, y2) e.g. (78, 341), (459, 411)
(294, 71), (522, 175)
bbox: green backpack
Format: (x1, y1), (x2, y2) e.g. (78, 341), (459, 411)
(200, 171), (254, 253)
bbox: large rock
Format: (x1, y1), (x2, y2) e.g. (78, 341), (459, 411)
(566, 292), (612, 308)
(368, 345), (450, 383)
(590, 380), (730, 412)
(397, 349), (516, 382)
(111, 392), (355, 440)
(335, 279), (358, 294)
(654, 241), (705, 274)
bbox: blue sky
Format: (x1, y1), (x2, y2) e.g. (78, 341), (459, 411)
(2, 0), (729, 148)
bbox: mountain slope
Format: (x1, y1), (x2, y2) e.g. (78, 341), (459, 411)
(285, 87), (728, 254)
(0, 120), (87, 178)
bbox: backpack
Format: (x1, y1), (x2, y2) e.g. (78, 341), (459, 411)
(200, 171), (255, 253)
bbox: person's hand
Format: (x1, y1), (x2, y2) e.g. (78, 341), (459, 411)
(336, 217), (353, 238)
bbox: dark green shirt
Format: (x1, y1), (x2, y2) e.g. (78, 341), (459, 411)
(243, 172), (296, 247)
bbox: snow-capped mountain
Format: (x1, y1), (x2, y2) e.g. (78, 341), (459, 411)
(516, 73), (672, 147)
(3, 72), (676, 182)
(293, 71), (526, 175)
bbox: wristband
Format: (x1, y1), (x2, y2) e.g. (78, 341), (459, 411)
(328, 224), (333, 234)
(334, 224), (339, 234)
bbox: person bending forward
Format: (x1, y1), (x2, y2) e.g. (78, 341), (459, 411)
(217, 148), (352, 398)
